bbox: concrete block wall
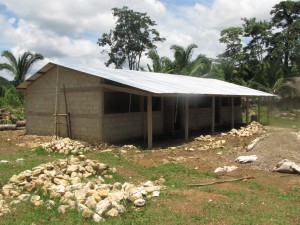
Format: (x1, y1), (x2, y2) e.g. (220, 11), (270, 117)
(104, 112), (162, 142)
(25, 66), (103, 141)
(220, 106), (242, 124)
(189, 108), (212, 129)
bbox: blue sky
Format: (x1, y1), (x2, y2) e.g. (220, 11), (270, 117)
(0, 0), (281, 79)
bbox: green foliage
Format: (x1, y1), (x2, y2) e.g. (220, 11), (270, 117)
(0, 50), (44, 86)
(147, 43), (212, 77)
(216, 0), (300, 98)
(97, 6), (165, 70)
(0, 84), (23, 108)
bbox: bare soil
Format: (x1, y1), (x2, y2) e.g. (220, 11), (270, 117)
(1, 126), (299, 192)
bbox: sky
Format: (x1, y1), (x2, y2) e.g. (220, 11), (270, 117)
(0, 0), (282, 80)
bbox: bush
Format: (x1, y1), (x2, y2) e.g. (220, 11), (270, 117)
(0, 84), (23, 108)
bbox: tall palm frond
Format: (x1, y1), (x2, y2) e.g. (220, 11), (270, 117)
(0, 50), (44, 86)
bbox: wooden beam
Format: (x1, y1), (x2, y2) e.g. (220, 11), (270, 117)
(231, 97), (234, 128)
(147, 95), (153, 149)
(267, 97), (270, 125)
(100, 83), (148, 96)
(211, 96), (215, 134)
(184, 96), (189, 140)
(246, 97), (249, 125)
(258, 98), (261, 123)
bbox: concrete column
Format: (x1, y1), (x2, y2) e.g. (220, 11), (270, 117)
(147, 95), (153, 149)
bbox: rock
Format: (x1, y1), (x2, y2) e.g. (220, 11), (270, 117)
(58, 205), (69, 214)
(85, 196), (97, 209)
(113, 182), (122, 190)
(82, 208), (94, 219)
(95, 199), (111, 216)
(152, 191), (160, 197)
(66, 165), (79, 174)
(74, 190), (86, 203)
(134, 199), (146, 207)
(18, 194), (31, 202)
(34, 200), (44, 207)
(10, 200), (21, 206)
(53, 185), (65, 193)
(45, 200), (55, 209)
(143, 181), (154, 187)
(112, 201), (126, 214)
(106, 208), (119, 217)
(30, 195), (40, 204)
(93, 213), (104, 223)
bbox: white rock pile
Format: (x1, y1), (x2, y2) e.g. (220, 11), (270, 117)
(228, 121), (265, 137)
(193, 135), (226, 151)
(41, 138), (91, 155)
(0, 155), (164, 221)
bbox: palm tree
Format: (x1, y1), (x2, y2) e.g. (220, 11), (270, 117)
(170, 44), (212, 76)
(0, 50), (44, 86)
(147, 49), (173, 73)
(249, 61), (297, 98)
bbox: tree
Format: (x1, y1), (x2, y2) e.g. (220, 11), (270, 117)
(219, 27), (244, 65)
(97, 6), (165, 70)
(249, 61), (297, 98)
(268, 1), (300, 76)
(0, 50), (44, 86)
(169, 44), (212, 76)
(242, 18), (271, 64)
(147, 49), (173, 73)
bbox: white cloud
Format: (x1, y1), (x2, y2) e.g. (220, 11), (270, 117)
(0, 0), (282, 78)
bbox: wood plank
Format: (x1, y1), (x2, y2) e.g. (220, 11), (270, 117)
(147, 95), (153, 149)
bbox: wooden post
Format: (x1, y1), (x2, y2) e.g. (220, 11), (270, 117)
(246, 97), (249, 125)
(147, 95), (153, 149)
(184, 96), (189, 140)
(231, 97), (234, 128)
(267, 97), (270, 125)
(211, 96), (215, 134)
(258, 98), (261, 123)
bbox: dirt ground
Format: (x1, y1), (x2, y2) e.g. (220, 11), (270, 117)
(0, 125), (299, 192)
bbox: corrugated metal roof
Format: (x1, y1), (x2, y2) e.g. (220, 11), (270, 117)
(18, 62), (275, 97)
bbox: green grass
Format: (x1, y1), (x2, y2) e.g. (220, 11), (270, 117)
(242, 105), (300, 129)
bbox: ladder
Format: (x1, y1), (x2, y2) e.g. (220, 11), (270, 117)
(53, 84), (72, 139)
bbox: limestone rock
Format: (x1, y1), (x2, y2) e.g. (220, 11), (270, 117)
(106, 208), (119, 217)
(134, 199), (146, 207)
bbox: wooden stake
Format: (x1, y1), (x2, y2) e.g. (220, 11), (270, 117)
(187, 176), (255, 187)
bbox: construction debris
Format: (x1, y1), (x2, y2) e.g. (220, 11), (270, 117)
(0, 155), (165, 219)
(41, 138), (92, 155)
(229, 121), (265, 137)
(187, 176), (254, 187)
(235, 155), (257, 163)
(214, 166), (238, 173)
(273, 159), (300, 175)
